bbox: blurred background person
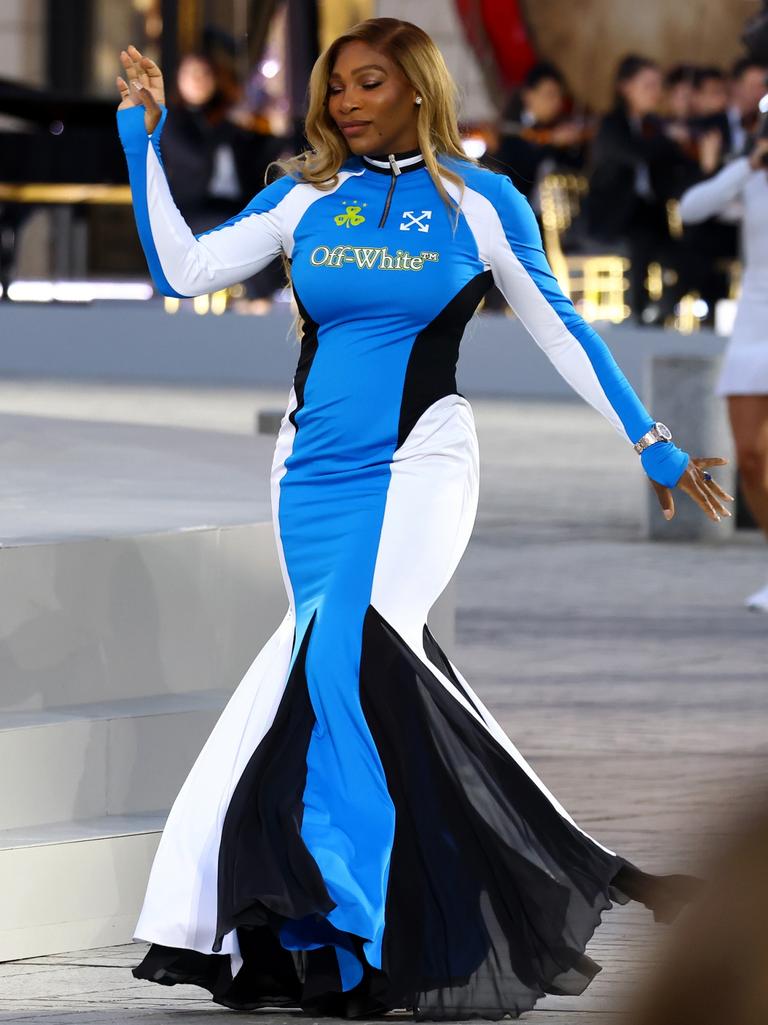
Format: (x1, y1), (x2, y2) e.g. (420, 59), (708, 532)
(483, 61), (592, 312)
(663, 62), (696, 127)
(723, 56), (768, 158)
(487, 61), (591, 209)
(584, 54), (699, 325)
(656, 64), (730, 323)
(683, 57), (767, 170)
(672, 60), (768, 324)
(160, 52), (288, 313)
(690, 65), (729, 121)
(680, 133), (768, 609)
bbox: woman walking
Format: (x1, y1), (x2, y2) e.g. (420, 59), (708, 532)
(680, 135), (768, 610)
(116, 18), (731, 1020)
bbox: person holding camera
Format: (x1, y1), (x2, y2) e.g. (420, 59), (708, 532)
(680, 134), (768, 610)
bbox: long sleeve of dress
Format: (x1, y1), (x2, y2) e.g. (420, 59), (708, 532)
(485, 170), (690, 487)
(678, 155), (751, 224)
(116, 102), (295, 298)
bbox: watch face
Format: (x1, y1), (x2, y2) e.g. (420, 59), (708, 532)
(656, 422), (672, 440)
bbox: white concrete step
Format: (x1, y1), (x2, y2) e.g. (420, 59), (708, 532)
(1, 521), (455, 712)
(0, 408), (457, 961)
(1, 522), (289, 711)
(0, 691), (230, 831)
(0, 812), (165, 961)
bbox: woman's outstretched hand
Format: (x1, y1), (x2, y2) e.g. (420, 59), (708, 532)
(651, 456), (734, 522)
(116, 44), (164, 136)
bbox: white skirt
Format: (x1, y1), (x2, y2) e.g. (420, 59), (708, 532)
(715, 287), (768, 397)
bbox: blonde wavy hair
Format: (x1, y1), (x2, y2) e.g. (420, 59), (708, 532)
(264, 17), (481, 339)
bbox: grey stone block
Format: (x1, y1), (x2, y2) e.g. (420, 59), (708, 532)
(255, 408), (285, 435)
(642, 355), (736, 542)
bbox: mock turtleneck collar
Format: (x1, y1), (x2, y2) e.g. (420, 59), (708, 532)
(361, 147), (427, 174)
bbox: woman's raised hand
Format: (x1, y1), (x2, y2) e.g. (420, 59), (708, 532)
(116, 44), (165, 136)
(651, 456), (734, 522)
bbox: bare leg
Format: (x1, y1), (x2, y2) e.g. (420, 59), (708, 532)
(727, 395), (768, 541)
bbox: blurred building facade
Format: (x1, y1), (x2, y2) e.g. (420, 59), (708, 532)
(0, 0), (45, 89)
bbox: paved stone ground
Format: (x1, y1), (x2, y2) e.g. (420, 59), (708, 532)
(1, 385), (766, 1023)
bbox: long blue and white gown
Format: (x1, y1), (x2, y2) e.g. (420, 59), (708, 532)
(116, 103), (693, 1020)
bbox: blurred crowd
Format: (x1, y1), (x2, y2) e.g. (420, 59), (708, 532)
(158, 52), (292, 313)
(485, 54), (768, 325)
(159, 47), (767, 325)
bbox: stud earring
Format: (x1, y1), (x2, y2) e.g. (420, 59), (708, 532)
(415, 96), (422, 105)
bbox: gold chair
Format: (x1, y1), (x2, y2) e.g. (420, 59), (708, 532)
(538, 173), (630, 324)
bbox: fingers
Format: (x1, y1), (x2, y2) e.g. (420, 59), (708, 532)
(130, 79), (152, 103)
(652, 481), (675, 520)
(134, 48), (164, 85)
(126, 44), (164, 94)
(119, 46), (156, 88)
(650, 455), (734, 526)
(684, 479), (720, 521)
(692, 456), (728, 468)
(118, 49), (158, 113)
(126, 44), (151, 89)
(121, 47), (147, 89)
(119, 49), (141, 107)
(681, 468), (720, 519)
(706, 477), (734, 504)
(120, 44), (165, 116)
(116, 75), (130, 102)
(119, 48), (138, 84)
(695, 473), (731, 518)
(704, 491), (731, 518)
(679, 470), (726, 521)
(690, 456), (735, 510)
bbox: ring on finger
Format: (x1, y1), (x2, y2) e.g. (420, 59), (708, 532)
(701, 471), (712, 481)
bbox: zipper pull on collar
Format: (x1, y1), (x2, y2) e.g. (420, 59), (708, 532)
(387, 153), (402, 177)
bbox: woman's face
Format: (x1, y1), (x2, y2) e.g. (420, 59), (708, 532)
(327, 39), (421, 155)
(621, 66), (662, 116)
(522, 78), (564, 125)
(178, 57), (216, 106)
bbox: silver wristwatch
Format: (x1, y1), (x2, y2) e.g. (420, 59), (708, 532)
(633, 421), (672, 454)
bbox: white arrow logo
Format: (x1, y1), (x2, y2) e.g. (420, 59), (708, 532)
(400, 210), (432, 233)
